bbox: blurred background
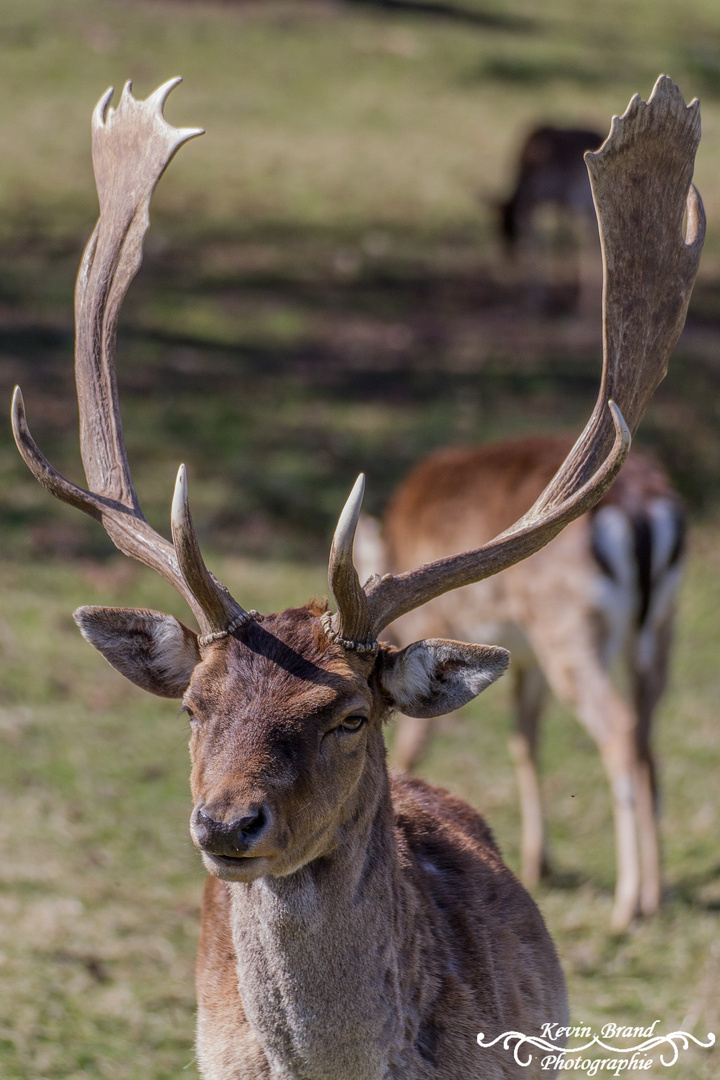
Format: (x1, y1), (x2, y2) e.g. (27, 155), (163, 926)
(1, 1), (719, 1077)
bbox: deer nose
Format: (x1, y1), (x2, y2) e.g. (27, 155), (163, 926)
(192, 803), (270, 856)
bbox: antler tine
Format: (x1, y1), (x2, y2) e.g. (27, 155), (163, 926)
(11, 384), (189, 597)
(352, 75), (703, 639)
(77, 77), (202, 506)
(528, 75), (704, 516)
(12, 80), (244, 638)
(328, 474), (374, 644)
(171, 466), (249, 632)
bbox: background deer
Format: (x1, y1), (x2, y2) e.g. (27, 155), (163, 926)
(498, 124), (603, 312)
(357, 440), (685, 931)
(499, 125), (602, 253)
(11, 77), (703, 1077)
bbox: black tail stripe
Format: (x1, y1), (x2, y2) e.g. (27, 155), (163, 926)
(633, 515), (653, 628)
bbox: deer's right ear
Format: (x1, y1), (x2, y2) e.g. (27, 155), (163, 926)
(73, 607), (201, 699)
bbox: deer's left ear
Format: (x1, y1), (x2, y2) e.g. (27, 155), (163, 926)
(376, 639), (510, 719)
(74, 606), (202, 699)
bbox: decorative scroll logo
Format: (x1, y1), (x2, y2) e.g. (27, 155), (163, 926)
(477, 1022), (715, 1074)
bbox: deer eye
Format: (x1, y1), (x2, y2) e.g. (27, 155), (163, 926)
(180, 704), (198, 723)
(339, 714), (367, 734)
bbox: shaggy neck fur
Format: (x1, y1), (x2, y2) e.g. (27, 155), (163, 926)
(228, 747), (403, 1080)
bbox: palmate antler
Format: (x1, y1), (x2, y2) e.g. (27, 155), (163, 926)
(12, 76), (704, 656)
(12, 80), (254, 641)
(329, 75), (704, 646)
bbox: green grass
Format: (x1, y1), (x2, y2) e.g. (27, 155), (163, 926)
(0, 557), (325, 1080)
(1, 541), (719, 1078)
(2, 0), (720, 1076)
(2, 0), (720, 240)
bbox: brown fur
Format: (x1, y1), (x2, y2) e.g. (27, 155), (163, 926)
(15, 76), (703, 1078)
(498, 126), (603, 312)
(499, 126), (602, 254)
(372, 437), (684, 931)
(195, 767), (567, 1079)
(77, 600), (567, 1077)
(384, 436), (676, 554)
(179, 610), (568, 1078)
(186, 609), (568, 1077)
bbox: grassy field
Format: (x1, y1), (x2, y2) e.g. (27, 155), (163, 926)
(1, 544), (720, 1078)
(1, 0), (720, 1077)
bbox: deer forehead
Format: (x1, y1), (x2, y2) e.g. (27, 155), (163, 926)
(185, 610), (375, 728)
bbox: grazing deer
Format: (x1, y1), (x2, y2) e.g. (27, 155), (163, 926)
(12, 77), (703, 1077)
(499, 125), (602, 253)
(357, 441), (685, 932)
(498, 125), (603, 312)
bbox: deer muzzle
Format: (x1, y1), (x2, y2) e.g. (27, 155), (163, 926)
(191, 801), (274, 879)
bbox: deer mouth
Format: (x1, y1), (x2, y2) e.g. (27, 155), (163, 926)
(201, 851), (272, 882)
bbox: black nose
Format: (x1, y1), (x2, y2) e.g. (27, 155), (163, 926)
(193, 803), (269, 856)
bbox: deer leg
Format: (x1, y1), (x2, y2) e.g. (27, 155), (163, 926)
(633, 713), (661, 918)
(522, 220), (552, 314)
(630, 614), (673, 917)
(571, 687), (642, 930)
(530, 631), (642, 931)
(566, 684), (641, 931)
(391, 714), (436, 773)
(508, 662), (549, 887)
(596, 720), (642, 932)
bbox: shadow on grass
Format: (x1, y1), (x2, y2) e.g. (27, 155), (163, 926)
(3, 228), (720, 561)
(667, 864), (720, 912)
(342, 0), (534, 31)
(541, 866), (592, 893)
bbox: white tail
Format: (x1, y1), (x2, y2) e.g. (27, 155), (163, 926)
(12, 77), (702, 1075)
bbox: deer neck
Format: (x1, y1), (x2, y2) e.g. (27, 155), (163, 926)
(227, 761), (403, 1080)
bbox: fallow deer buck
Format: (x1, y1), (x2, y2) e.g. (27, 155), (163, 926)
(357, 442), (685, 932)
(12, 76), (703, 1078)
